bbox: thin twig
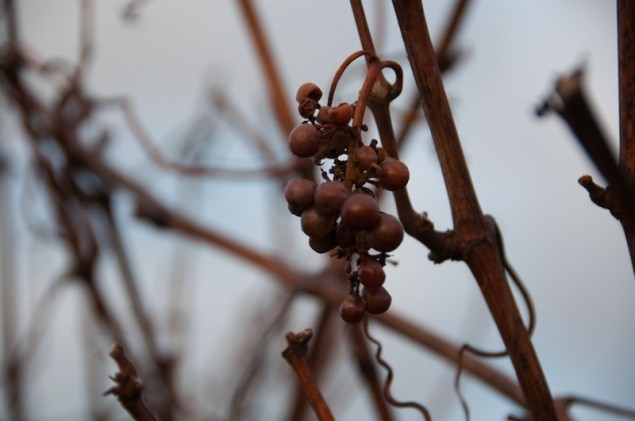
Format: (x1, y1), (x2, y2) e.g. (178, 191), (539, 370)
(0, 151), (24, 421)
(282, 329), (335, 421)
(107, 97), (296, 179)
(236, 0), (316, 181)
(103, 203), (181, 415)
(105, 345), (157, 421)
(435, 0), (472, 73)
(538, 68), (635, 275)
(556, 395), (635, 420)
(285, 303), (337, 421)
(229, 293), (295, 420)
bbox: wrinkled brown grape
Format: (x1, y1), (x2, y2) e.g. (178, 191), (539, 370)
(340, 193), (380, 231)
(355, 145), (378, 170)
(329, 103), (353, 126)
(308, 230), (337, 254)
(362, 286), (392, 314)
(297, 98), (317, 119)
(314, 181), (350, 215)
(340, 295), (366, 323)
(379, 157), (410, 191)
(296, 82), (322, 102)
(367, 213), (404, 252)
(288, 123), (321, 158)
(316, 106), (332, 124)
(335, 222), (356, 248)
(300, 207), (335, 239)
(284, 178), (316, 215)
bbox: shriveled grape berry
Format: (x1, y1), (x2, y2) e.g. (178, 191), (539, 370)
(297, 98), (318, 119)
(296, 82), (322, 102)
(284, 178), (316, 215)
(289, 123), (321, 158)
(357, 258), (385, 290)
(340, 295), (366, 323)
(340, 193), (380, 231)
(367, 213), (404, 252)
(300, 207), (335, 239)
(379, 157), (410, 191)
(316, 106), (332, 124)
(329, 103), (354, 126)
(335, 222), (356, 248)
(308, 231), (337, 254)
(314, 181), (350, 215)
(355, 145), (378, 170)
(362, 286), (392, 314)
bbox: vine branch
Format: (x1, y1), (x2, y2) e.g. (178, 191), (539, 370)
(390, 1), (557, 419)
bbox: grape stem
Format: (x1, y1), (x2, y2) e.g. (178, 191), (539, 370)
(327, 50), (374, 107)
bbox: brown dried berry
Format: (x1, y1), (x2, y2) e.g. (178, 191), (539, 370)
(297, 98), (318, 119)
(367, 213), (404, 252)
(379, 157), (409, 191)
(289, 123), (321, 158)
(300, 207), (336, 239)
(362, 286), (392, 314)
(296, 82), (323, 102)
(284, 178), (316, 214)
(308, 230), (338, 253)
(329, 103), (354, 126)
(355, 145), (378, 170)
(357, 258), (385, 290)
(316, 106), (332, 124)
(314, 181), (350, 215)
(340, 295), (366, 323)
(341, 193), (380, 231)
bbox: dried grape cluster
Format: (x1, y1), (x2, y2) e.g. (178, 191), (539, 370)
(285, 82), (410, 323)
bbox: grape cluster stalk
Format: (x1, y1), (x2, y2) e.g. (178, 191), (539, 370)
(284, 81), (410, 323)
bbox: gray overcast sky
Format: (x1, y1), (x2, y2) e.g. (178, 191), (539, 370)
(5, 1), (634, 420)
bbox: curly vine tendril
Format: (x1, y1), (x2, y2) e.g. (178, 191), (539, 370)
(363, 318), (432, 420)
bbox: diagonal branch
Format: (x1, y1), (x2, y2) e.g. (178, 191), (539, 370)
(391, 1), (557, 419)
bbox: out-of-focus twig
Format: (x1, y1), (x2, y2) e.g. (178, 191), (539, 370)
(104, 97), (296, 179)
(210, 91), (277, 162)
(537, 68), (635, 276)
(103, 202), (181, 416)
(282, 329), (335, 421)
(105, 345), (157, 421)
(0, 151), (24, 421)
(285, 303), (337, 421)
(236, 0), (315, 180)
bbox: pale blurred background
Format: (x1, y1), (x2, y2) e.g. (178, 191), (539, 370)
(1, 1), (633, 420)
